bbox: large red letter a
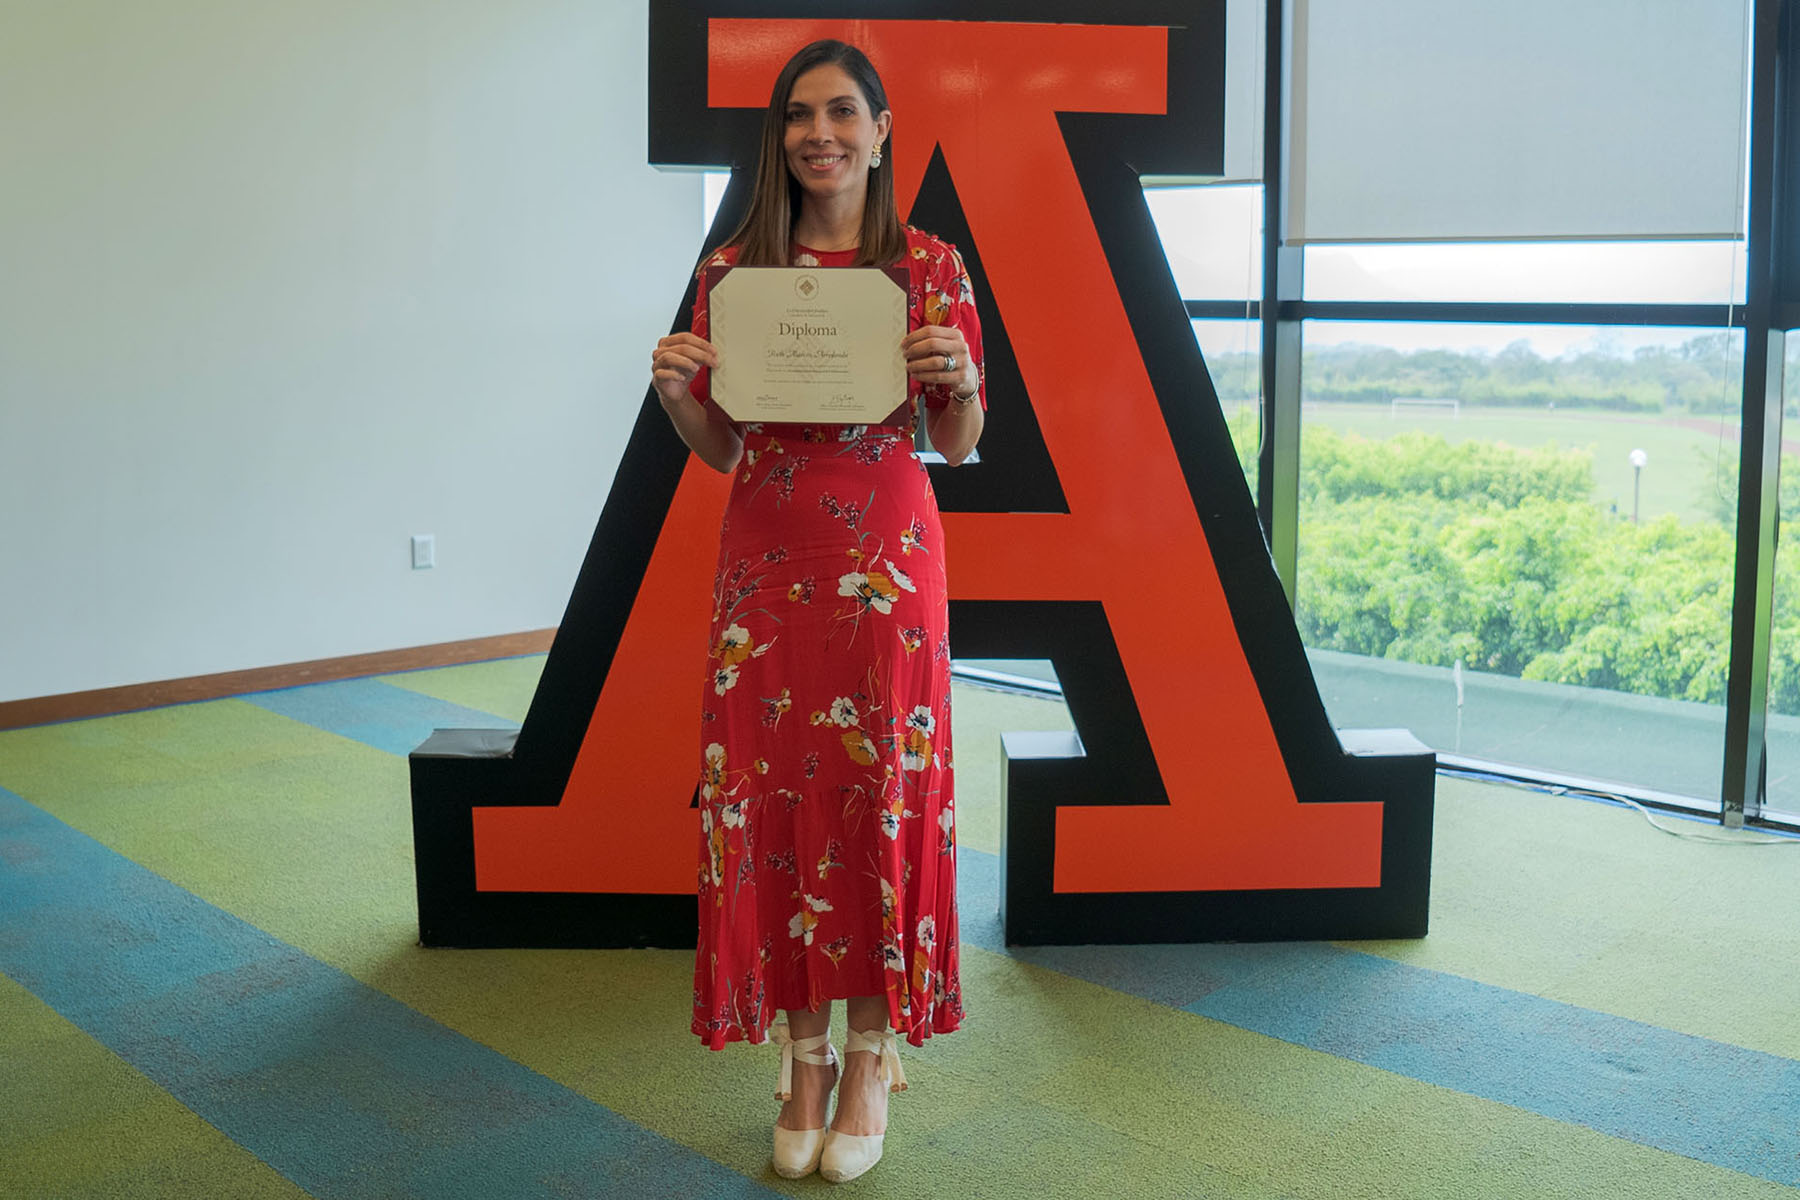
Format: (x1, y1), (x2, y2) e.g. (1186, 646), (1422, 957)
(409, 2), (1435, 947)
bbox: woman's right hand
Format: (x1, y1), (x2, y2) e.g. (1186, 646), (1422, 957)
(651, 332), (719, 407)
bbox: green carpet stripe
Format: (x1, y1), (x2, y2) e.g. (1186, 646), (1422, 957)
(377, 655), (548, 722)
(1336, 776), (1800, 1065)
(0, 785), (778, 1200)
(0, 972), (309, 1199)
(1018, 933), (1800, 1187)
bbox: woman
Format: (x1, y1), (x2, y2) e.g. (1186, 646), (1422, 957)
(649, 39), (984, 1184)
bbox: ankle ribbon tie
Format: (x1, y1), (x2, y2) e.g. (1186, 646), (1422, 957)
(844, 1027), (909, 1093)
(771, 1024), (835, 1101)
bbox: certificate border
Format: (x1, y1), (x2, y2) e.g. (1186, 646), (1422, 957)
(704, 262), (911, 426)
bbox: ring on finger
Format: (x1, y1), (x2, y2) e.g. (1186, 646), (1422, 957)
(943, 352), (957, 373)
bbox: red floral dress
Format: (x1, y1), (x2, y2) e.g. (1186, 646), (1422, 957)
(687, 227), (983, 1049)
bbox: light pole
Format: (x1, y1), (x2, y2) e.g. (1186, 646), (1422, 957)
(1629, 448), (1648, 524)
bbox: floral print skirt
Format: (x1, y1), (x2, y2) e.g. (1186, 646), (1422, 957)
(692, 422), (964, 1050)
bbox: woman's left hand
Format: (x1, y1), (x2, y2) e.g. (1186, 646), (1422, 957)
(902, 325), (976, 400)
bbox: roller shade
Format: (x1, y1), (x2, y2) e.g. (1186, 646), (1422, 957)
(1287, 0), (1750, 243)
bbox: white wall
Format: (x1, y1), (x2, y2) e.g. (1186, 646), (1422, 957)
(0, 0), (703, 702)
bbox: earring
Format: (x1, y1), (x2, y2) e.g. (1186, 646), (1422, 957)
(870, 144), (883, 170)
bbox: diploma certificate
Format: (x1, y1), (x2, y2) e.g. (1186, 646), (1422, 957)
(706, 265), (909, 424)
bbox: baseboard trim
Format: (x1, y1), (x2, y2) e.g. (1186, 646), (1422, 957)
(0, 629), (557, 731)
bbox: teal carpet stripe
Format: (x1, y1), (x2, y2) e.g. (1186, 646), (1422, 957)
(954, 850), (1798, 1187)
(1011, 932), (1800, 1188)
(0, 787), (776, 1200)
(241, 677), (517, 757)
(1190, 943), (1799, 1186)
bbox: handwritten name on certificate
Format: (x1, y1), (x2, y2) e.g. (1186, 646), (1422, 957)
(706, 265), (909, 424)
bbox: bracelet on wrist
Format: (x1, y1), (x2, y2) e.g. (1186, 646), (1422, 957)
(950, 386), (978, 406)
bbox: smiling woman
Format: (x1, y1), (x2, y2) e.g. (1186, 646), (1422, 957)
(644, 37), (987, 1185)
(726, 43), (905, 272)
(781, 69), (891, 221)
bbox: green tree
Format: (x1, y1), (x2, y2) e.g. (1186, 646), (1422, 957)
(1286, 333), (1739, 415)
(1295, 428), (1745, 709)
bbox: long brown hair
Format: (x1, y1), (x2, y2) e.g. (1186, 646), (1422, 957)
(728, 40), (906, 268)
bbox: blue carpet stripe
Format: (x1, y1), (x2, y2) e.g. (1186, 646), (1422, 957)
(0, 787), (776, 1200)
(979, 859), (1800, 1188)
(1186, 944), (1800, 1186)
(241, 677), (517, 757)
(246, 676), (1800, 1188)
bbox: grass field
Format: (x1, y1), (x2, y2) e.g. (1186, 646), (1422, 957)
(1299, 402), (1746, 526)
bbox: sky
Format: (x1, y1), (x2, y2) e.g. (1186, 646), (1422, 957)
(1194, 319), (1740, 363)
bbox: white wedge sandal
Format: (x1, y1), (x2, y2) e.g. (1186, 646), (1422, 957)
(819, 1027), (907, 1183)
(771, 1023), (839, 1179)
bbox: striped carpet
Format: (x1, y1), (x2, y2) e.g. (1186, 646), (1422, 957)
(2, 654), (1797, 1198)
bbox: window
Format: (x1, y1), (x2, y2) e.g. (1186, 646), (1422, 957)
(1763, 336), (1800, 821)
(1147, 184), (1265, 497)
(1297, 320), (1743, 801)
(1144, 184), (1263, 301)
(1191, 319), (1261, 496)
